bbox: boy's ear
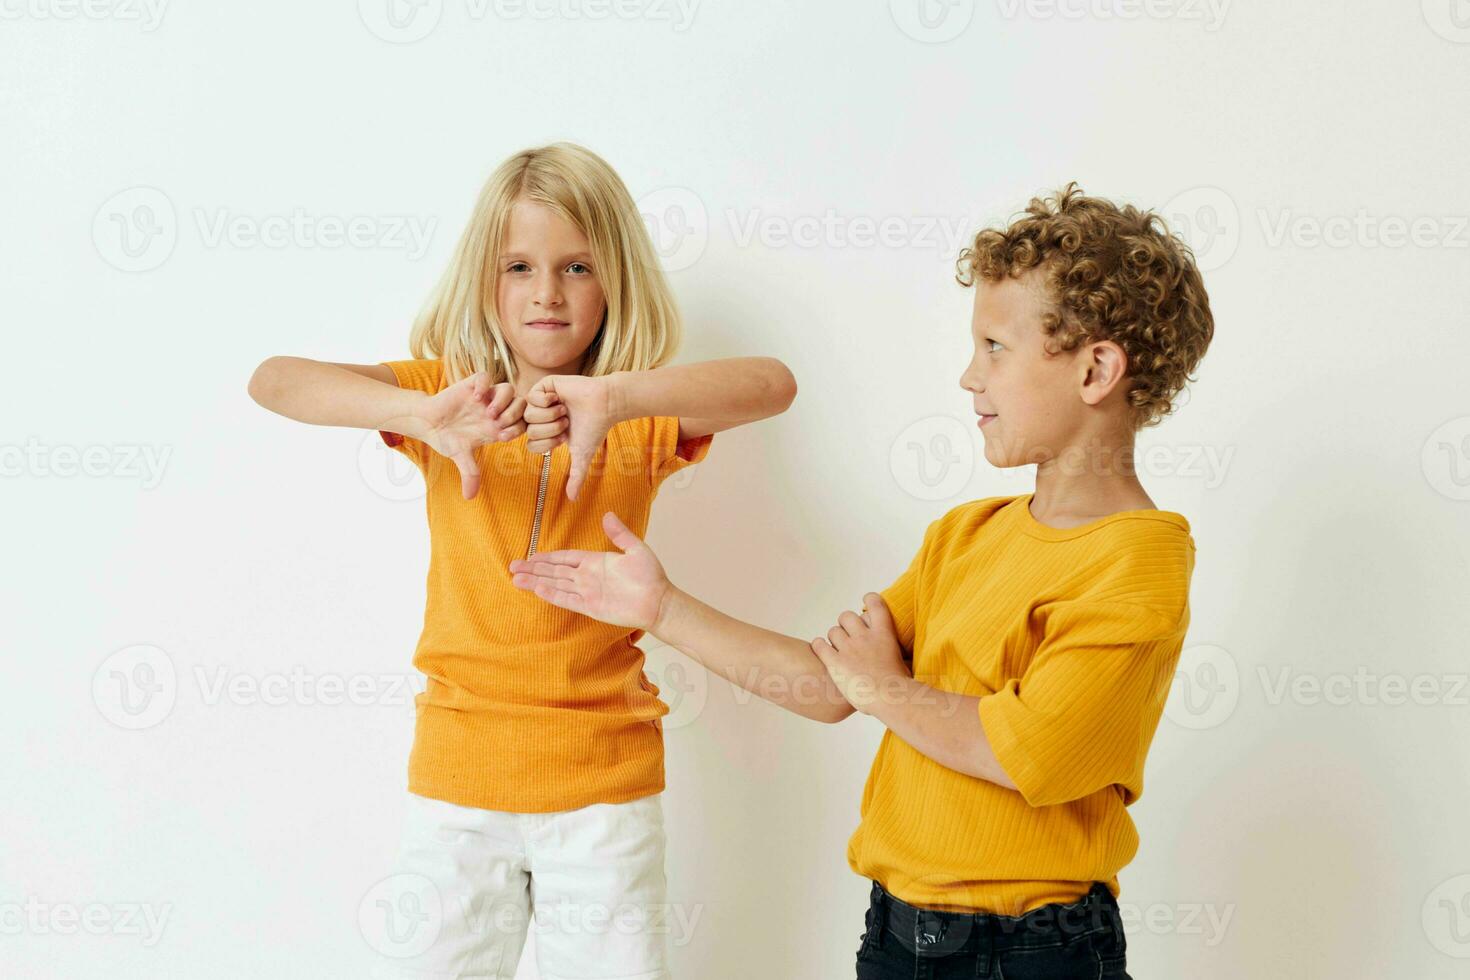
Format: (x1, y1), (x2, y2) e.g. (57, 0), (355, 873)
(1079, 339), (1129, 407)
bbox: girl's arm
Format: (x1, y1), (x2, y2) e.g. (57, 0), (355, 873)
(653, 585), (857, 724)
(247, 357), (427, 434)
(247, 356), (527, 499)
(610, 357), (797, 439)
(507, 510), (855, 724)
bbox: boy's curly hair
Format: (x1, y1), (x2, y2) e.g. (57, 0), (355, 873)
(957, 183), (1214, 430)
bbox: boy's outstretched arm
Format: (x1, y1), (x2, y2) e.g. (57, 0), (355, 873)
(508, 510), (855, 724)
(810, 596), (1018, 791)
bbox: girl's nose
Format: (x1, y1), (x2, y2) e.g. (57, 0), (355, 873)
(533, 273), (563, 307)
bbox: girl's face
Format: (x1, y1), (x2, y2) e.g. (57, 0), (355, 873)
(495, 199), (608, 382)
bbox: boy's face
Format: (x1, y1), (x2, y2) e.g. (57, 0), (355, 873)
(495, 198), (608, 376)
(959, 267), (1087, 468)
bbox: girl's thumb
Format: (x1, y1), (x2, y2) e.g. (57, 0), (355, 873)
(602, 510), (642, 552)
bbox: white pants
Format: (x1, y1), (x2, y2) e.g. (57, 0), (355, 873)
(364, 791), (671, 980)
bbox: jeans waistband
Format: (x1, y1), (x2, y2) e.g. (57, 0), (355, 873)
(865, 879), (1123, 959)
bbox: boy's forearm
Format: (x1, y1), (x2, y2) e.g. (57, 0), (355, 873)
(652, 586), (855, 723)
(866, 677), (1016, 789)
(610, 357), (796, 424)
(248, 357), (428, 438)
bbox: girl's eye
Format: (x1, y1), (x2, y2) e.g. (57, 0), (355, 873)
(507, 262), (530, 273)
(567, 262), (591, 275)
(985, 339), (1003, 353)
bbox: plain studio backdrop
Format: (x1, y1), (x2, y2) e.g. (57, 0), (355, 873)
(4, 2), (1469, 977)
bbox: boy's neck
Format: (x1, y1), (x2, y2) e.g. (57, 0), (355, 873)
(1028, 436), (1157, 528)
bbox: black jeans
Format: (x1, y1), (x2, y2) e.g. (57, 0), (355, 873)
(854, 879), (1131, 979)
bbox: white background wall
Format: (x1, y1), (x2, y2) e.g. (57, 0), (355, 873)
(5, 2), (1470, 977)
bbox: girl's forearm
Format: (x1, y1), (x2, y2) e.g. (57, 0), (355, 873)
(248, 357), (428, 438)
(651, 586), (855, 723)
(610, 357), (796, 424)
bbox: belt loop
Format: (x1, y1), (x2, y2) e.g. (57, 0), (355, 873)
(870, 880), (888, 949)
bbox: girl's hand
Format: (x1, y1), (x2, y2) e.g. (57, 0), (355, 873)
(809, 594), (909, 714)
(508, 511), (668, 630)
(524, 374), (615, 502)
(417, 372), (526, 500)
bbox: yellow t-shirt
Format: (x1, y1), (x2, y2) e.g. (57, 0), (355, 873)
(378, 358), (713, 812)
(848, 493), (1195, 914)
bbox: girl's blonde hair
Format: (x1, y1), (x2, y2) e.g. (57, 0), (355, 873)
(404, 142), (682, 387)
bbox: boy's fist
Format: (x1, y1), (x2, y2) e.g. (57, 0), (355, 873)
(810, 593), (910, 714)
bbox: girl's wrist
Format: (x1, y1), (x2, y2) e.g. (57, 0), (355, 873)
(605, 369), (648, 425)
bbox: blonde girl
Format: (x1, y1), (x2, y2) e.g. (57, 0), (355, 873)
(248, 142), (796, 979)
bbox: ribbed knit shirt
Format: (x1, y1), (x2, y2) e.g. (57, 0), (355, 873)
(378, 358), (713, 813)
(848, 493), (1195, 914)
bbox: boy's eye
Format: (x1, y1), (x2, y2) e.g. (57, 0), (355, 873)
(985, 339), (1003, 353)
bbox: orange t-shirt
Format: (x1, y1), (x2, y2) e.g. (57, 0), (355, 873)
(378, 358), (713, 812)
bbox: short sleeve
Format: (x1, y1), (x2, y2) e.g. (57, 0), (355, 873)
(649, 415), (713, 486)
(877, 511), (953, 657)
(977, 600), (1186, 808)
(377, 358), (444, 470)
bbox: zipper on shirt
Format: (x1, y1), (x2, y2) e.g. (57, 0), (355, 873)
(526, 449), (552, 559)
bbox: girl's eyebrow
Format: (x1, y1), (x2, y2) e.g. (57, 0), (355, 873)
(500, 250), (594, 263)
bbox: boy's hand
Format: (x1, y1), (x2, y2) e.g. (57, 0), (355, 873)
(508, 511), (668, 630)
(810, 594), (910, 714)
(417, 372), (526, 500)
(524, 374), (615, 501)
